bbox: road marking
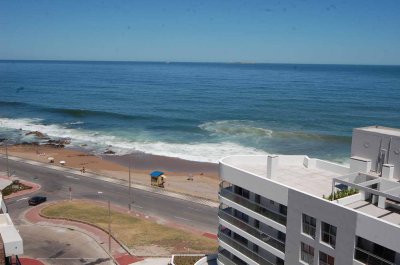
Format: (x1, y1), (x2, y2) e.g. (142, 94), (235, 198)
(174, 216), (190, 221)
(65, 175), (80, 180)
(16, 197), (29, 202)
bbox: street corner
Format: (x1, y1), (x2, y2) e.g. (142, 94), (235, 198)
(18, 257), (46, 265)
(4, 178), (42, 200)
(202, 232), (217, 240)
(115, 253), (144, 265)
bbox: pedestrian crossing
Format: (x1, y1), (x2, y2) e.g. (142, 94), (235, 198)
(0, 154), (219, 208)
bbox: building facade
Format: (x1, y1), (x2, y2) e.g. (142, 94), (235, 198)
(217, 126), (400, 265)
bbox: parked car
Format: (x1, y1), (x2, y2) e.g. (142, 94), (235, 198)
(28, 196), (47, 206)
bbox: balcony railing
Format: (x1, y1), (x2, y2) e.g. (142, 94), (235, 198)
(218, 231), (276, 265)
(355, 247), (396, 265)
(218, 251), (248, 265)
(219, 209), (285, 252)
(219, 188), (287, 225)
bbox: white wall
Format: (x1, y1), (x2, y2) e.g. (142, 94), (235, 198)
(220, 162), (289, 205)
(356, 214), (400, 253)
(285, 189), (358, 265)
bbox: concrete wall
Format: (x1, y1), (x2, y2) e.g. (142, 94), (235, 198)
(351, 128), (400, 179)
(355, 214), (400, 253)
(285, 189), (358, 265)
(220, 162), (289, 205)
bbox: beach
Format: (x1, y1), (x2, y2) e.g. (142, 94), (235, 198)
(0, 144), (220, 201)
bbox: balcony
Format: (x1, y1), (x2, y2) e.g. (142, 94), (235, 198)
(218, 250), (247, 265)
(218, 231), (276, 265)
(355, 247), (396, 265)
(218, 208), (285, 252)
(219, 187), (287, 225)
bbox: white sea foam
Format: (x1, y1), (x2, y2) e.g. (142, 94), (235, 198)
(0, 117), (269, 163)
(199, 120), (273, 138)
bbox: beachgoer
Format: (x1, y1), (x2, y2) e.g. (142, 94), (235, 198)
(82, 166), (86, 173)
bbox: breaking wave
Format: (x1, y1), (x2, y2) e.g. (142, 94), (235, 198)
(0, 117), (268, 163)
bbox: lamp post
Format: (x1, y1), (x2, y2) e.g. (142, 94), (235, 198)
(4, 140), (10, 178)
(129, 162), (132, 211)
(98, 191), (111, 254)
(108, 199), (111, 254)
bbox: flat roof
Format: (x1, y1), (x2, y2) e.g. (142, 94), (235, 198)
(357, 126), (400, 137)
(347, 200), (400, 226)
(221, 155), (342, 198)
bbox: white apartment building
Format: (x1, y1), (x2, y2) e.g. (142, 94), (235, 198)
(217, 126), (400, 265)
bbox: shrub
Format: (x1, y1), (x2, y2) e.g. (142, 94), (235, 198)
(323, 188), (358, 201)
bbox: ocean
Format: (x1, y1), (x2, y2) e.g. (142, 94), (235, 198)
(1, 60), (399, 163)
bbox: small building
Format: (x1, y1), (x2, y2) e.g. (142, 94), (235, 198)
(150, 171), (166, 188)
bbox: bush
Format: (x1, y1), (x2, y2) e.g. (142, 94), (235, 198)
(1, 182), (32, 196)
(323, 188), (358, 201)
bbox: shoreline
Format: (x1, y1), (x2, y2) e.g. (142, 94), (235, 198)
(0, 144), (220, 201)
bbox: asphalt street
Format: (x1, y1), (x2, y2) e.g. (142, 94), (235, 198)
(0, 157), (218, 233)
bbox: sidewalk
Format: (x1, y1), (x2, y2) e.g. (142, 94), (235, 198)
(24, 202), (138, 265)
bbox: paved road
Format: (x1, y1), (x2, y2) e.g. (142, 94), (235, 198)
(0, 157), (218, 233)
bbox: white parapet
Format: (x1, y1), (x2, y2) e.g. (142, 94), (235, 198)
(0, 214), (23, 256)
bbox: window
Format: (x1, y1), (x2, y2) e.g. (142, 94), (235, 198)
(253, 244), (259, 253)
(255, 194), (261, 203)
(321, 222), (336, 248)
(302, 214), (316, 238)
(319, 251), (334, 265)
(300, 242), (314, 264)
(279, 204), (287, 215)
(254, 219), (260, 229)
(355, 236), (396, 264)
(234, 186), (250, 199)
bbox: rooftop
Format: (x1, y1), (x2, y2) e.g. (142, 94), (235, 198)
(347, 200), (400, 226)
(220, 155), (347, 198)
(357, 125), (400, 137)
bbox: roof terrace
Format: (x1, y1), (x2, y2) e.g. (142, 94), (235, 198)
(220, 154), (349, 198)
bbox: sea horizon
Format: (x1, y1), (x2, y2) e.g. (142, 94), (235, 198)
(1, 59), (399, 67)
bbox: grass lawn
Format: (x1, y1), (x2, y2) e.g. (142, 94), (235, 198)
(173, 256), (203, 265)
(41, 201), (218, 253)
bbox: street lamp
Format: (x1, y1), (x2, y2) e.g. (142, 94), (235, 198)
(128, 159), (134, 210)
(0, 139), (12, 178)
(97, 191), (111, 254)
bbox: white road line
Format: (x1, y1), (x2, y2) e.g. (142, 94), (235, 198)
(65, 175), (80, 180)
(16, 197), (29, 202)
(174, 216), (190, 221)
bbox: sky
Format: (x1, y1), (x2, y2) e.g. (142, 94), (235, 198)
(0, 0), (399, 65)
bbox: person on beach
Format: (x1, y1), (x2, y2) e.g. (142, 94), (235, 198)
(81, 166), (86, 174)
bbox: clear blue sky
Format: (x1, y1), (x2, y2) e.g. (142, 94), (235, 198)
(1, 0), (399, 65)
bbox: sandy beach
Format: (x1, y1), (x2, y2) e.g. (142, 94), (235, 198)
(0, 144), (220, 201)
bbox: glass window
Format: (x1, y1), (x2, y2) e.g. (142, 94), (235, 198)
(321, 222), (337, 248)
(355, 236), (396, 264)
(302, 213), (316, 238)
(319, 251), (334, 265)
(300, 242), (314, 264)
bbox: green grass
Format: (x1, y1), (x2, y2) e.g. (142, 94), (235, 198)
(41, 201), (218, 253)
(173, 255), (203, 265)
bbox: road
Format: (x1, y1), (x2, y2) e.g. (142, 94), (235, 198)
(0, 157), (218, 233)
